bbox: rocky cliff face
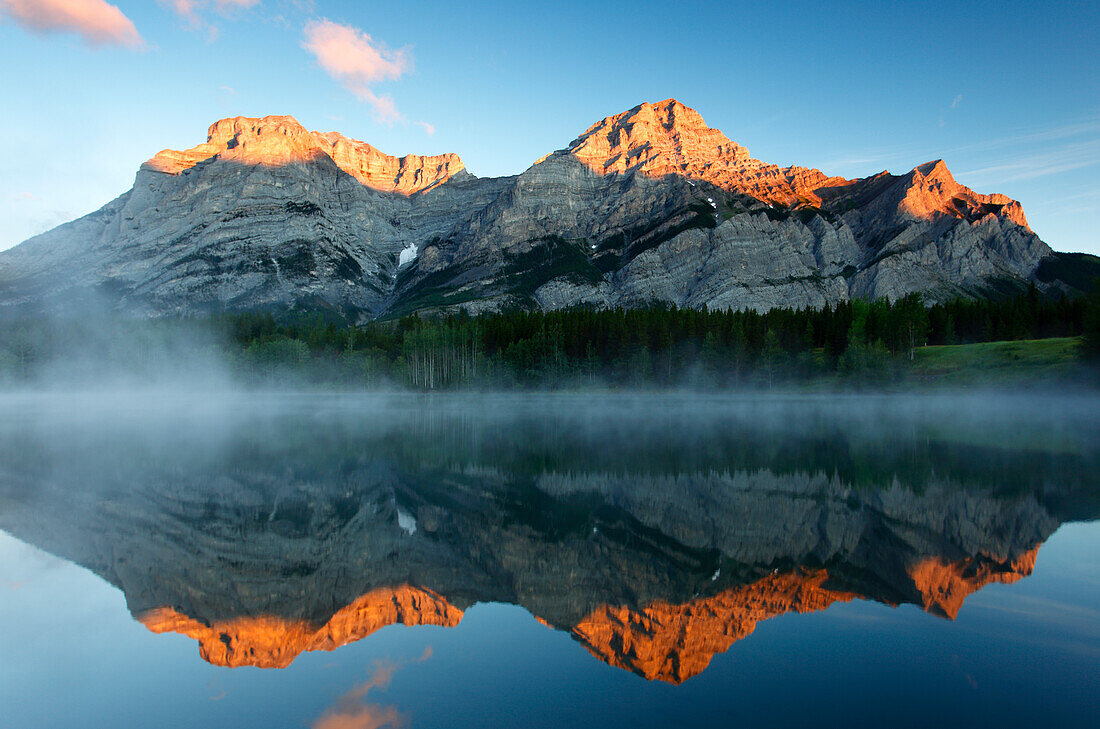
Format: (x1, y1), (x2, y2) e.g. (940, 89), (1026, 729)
(0, 115), (506, 319)
(0, 100), (1080, 320)
(561, 99), (842, 206)
(139, 586), (462, 669)
(0, 456), (1061, 676)
(571, 547), (1039, 684)
(143, 117), (465, 195)
(1, 398), (1092, 677)
(398, 100), (1056, 314)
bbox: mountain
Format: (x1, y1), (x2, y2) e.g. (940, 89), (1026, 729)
(0, 115), (510, 318)
(0, 429), (1073, 681)
(0, 100), (1093, 320)
(2, 397), (1096, 681)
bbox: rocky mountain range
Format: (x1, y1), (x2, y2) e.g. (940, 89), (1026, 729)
(2, 395), (1096, 682)
(0, 100), (1093, 321)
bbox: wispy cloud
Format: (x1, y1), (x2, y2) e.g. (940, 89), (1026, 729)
(215, 83), (236, 109)
(1031, 187), (1100, 216)
(301, 18), (411, 125)
(414, 121), (435, 136)
(824, 116), (1100, 185)
(951, 94), (963, 109)
(309, 647), (433, 729)
(961, 138), (1100, 183)
(817, 151), (914, 175)
(311, 660), (405, 729)
(945, 118), (1100, 156)
(0, 0), (144, 48)
(163, 0), (258, 38)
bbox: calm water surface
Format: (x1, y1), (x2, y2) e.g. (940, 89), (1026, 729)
(1, 392), (1098, 728)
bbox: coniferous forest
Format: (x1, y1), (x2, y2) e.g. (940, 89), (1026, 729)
(1, 285), (1098, 389)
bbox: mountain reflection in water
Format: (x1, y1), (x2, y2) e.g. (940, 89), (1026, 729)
(0, 393), (1096, 684)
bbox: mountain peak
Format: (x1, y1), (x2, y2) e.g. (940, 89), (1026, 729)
(310, 130), (464, 194)
(141, 115), (464, 195)
(627, 98), (709, 132)
(207, 114), (308, 140)
(900, 158), (1030, 229)
(560, 99), (840, 206)
(565, 99), (752, 177)
(140, 585), (462, 668)
(141, 114), (325, 175)
(1, 101), (1055, 320)
(913, 158), (954, 183)
(571, 568), (857, 684)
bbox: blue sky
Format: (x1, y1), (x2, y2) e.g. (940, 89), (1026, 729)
(1, 0), (1097, 254)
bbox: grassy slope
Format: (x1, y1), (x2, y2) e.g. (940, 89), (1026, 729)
(911, 337), (1083, 384)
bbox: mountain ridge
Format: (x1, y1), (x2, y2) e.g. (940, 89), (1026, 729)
(0, 99), (1086, 321)
(142, 115), (466, 195)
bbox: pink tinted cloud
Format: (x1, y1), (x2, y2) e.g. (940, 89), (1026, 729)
(0, 0), (144, 48)
(164, 0), (257, 36)
(311, 661), (406, 729)
(313, 704), (403, 729)
(166, 0), (199, 25)
(301, 19), (411, 124)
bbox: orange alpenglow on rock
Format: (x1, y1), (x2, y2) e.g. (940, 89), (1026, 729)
(311, 131), (463, 194)
(1, 98), (1055, 320)
(559, 98), (847, 207)
(135, 549), (1042, 675)
(898, 160), (1030, 229)
(138, 585), (462, 669)
(568, 548), (1041, 684)
(558, 99), (1032, 229)
(569, 568), (859, 684)
(141, 116), (464, 195)
(908, 546), (1040, 619)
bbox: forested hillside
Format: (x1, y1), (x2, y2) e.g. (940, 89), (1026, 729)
(2, 284), (1096, 389)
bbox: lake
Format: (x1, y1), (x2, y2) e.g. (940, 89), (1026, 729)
(1, 391), (1098, 728)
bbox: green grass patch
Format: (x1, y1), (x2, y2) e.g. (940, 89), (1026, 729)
(911, 337), (1082, 383)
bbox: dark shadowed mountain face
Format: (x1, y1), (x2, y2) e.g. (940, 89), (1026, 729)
(0, 100), (1089, 322)
(1, 393), (1096, 683)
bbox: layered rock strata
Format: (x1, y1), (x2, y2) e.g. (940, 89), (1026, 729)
(0, 421), (1083, 676)
(1, 100), (1082, 320)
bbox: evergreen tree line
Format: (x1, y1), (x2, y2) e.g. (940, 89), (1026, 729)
(1, 284), (1097, 388)
(219, 284), (1099, 388)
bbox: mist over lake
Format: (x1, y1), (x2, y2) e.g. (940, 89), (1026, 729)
(1, 391), (1097, 728)
(2, 2), (1100, 727)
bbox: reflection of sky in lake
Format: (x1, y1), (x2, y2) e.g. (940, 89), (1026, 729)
(2, 520), (1097, 728)
(0, 393), (1098, 728)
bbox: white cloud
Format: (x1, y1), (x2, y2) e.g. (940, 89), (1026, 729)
(301, 18), (411, 124)
(414, 121), (435, 136)
(0, 0), (144, 48)
(951, 94), (963, 109)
